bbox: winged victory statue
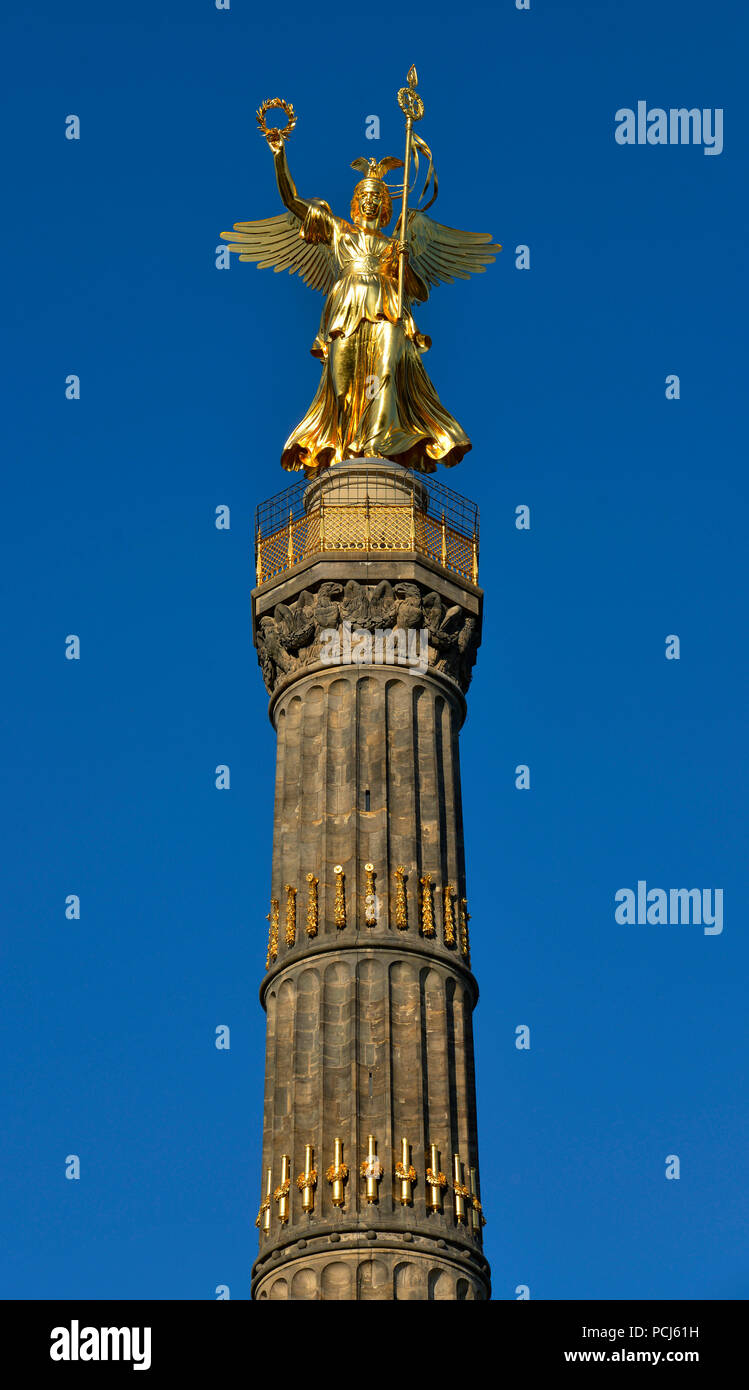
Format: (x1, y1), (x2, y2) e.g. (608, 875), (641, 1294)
(220, 70), (501, 477)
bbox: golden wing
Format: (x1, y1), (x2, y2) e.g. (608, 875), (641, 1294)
(405, 209), (501, 296)
(220, 206), (335, 293)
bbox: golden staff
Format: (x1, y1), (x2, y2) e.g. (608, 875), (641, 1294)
(396, 65), (425, 318)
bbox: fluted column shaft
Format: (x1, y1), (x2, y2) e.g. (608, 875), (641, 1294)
(251, 465), (487, 1301)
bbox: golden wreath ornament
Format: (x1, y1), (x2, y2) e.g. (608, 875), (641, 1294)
(256, 97), (297, 143)
(255, 1195), (271, 1227)
(397, 65), (425, 123)
(326, 1162), (349, 1184)
(472, 1195), (487, 1226)
(426, 1167), (447, 1189)
(296, 1168), (317, 1190)
(360, 1158), (384, 1180)
(273, 1179), (291, 1202)
(394, 1162), (417, 1183)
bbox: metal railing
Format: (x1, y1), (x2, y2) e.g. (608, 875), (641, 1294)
(255, 469), (479, 586)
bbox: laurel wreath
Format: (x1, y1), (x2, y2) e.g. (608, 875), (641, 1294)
(326, 1162), (349, 1184)
(472, 1196), (487, 1226)
(394, 1162), (417, 1182)
(255, 1195), (271, 1227)
(426, 1167), (447, 1189)
(397, 87), (424, 122)
(273, 1179), (291, 1201)
(256, 97), (297, 142)
(360, 1159), (384, 1180)
(296, 1168), (317, 1190)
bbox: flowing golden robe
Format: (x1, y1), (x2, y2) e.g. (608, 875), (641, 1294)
(280, 204), (470, 475)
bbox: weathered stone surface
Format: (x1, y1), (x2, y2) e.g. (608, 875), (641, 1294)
(255, 574), (481, 695)
(264, 668), (472, 969)
(254, 1246), (488, 1301)
(254, 946), (488, 1296)
(252, 543), (488, 1301)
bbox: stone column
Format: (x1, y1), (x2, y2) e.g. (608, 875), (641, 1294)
(250, 463), (489, 1301)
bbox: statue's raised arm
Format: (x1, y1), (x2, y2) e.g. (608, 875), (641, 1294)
(268, 134), (308, 223)
(220, 100), (336, 295)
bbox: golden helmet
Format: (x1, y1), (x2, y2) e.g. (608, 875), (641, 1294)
(349, 156), (404, 227)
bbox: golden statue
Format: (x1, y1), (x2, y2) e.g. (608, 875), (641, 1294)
(221, 69), (500, 477)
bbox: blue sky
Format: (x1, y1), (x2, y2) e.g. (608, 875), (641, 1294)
(2, 0), (747, 1299)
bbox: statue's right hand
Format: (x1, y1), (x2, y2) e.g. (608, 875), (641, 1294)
(265, 131), (284, 154)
